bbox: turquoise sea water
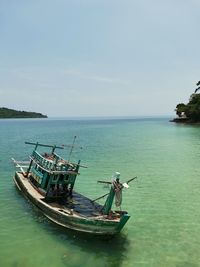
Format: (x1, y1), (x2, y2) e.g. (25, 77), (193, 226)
(1, 117), (200, 267)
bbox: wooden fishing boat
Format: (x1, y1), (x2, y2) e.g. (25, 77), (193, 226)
(13, 140), (134, 236)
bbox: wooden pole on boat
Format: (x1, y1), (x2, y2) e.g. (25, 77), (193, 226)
(24, 142), (39, 177)
(25, 141), (64, 150)
(91, 192), (110, 203)
(11, 158), (27, 176)
(97, 180), (112, 184)
(126, 176), (137, 184)
(98, 177), (137, 185)
(69, 159), (81, 196)
(51, 145), (56, 154)
(68, 136), (76, 162)
(102, 185), (116, 215)
(25, 159), (33, 177)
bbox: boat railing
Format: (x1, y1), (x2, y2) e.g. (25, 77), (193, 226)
(31, 150), (72, 172)
(53, 152), (74, 172)
(32, 150), (54, 171)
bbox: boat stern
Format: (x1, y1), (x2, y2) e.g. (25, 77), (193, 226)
(116, 213), (130, 233)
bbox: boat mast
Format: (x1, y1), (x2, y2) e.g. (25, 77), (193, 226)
(68, 135), (76, 162)
(102, 186), (116, 215)
(101, 173), (125, 215)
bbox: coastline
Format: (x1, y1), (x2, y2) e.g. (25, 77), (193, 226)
(170, 117), (200, 125)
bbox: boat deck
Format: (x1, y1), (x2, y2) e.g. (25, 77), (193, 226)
(43, 192), (104, 217)
(15, 172), (106, 218)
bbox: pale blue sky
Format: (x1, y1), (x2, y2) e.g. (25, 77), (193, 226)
(0, 0), (200, 117)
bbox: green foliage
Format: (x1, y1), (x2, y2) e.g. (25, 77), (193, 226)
(0, 107), (47, 119)
(175, 103), (186, 116)
(176, 93), (200, 122)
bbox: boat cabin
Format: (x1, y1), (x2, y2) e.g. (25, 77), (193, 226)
(26, 144), (80, 201)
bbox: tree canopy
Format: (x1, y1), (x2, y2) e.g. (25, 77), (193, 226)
(176, 93), (200, 122)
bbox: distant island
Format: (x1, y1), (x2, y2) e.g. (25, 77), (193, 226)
(0, 107), (47, 119)
(171, 81), (200, 123)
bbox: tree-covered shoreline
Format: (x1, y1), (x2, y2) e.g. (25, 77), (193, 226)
(172, 81), (200, 123)
(0, 107), (47, 118)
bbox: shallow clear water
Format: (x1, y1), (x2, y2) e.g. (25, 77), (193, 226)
(0, 117), (200, 267)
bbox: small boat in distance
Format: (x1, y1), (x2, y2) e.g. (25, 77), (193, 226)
(13, 139), (135, 236)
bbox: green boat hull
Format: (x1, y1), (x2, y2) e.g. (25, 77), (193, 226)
(14, 172), (130, 236)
